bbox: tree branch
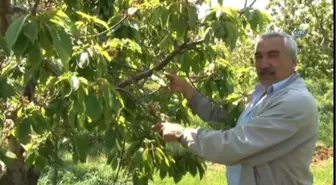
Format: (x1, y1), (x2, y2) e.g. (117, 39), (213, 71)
(11, 5), (29, 14)
(87, 15), (128, 38)
(239, 0), (258, 14)
(0, 0), (11, 35)
(31, 0), (40, 16)
(244, 0), (248, 8)
(116, 39), (205, 88)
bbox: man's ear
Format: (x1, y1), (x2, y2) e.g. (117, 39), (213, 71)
(292, 59), (298, 66)
(291, 59), (298, 71)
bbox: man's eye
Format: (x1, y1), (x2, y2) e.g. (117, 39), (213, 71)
(269, 54), (278, 58)
(255, 56), (262, 60)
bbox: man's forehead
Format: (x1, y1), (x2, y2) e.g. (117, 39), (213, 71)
(255, 37), (285, 53)
(256, 37), (285, 47)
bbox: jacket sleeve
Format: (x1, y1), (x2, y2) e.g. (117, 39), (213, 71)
(188, 91), (226, 124)
(181, 91), (318, 166)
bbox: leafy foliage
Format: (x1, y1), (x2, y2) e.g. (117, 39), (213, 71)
(266, 0), (333, 79)
(0, 0), (270, 184)
(266, 0), (333, 147)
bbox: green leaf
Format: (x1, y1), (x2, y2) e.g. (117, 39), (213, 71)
(187, 159), (198, 177)
(203, 27), (214, 42)
(34, 154), (48, 170)
(47, 25), (72, 72)
(4, 151), (17, 159)
(5, 14), (29, 48)
(39, 67), (48, 84)
(0, 79), (15, 99)
(127, 19), (140, 31)
(195, 161), (205, 179)
(158, 34), (171, 51)
(69, 76), (80, 91)
(223, 22), (239, 50)
(49, 59), (64, 75)
(104, 129), (117, 149)
(14, 117), (31, 144)
(12, 34), (30, 58)
(134, 148), (143, 168)
(23, 20), (39, 44)
(101, 84), (113, 118)
(31, 114), (48, 134)
(0, 149), (16, 166)
(179, 53), (191, 72)
(27, 43), (43, 70)
(173, 172), (183, 184)
(0, 36), (10, 56)
(73, 134), (90, 163)
(187, 5), (197, 29)
(248, 9), (261, 31)
(23, 68), (35, 84)
(77, 52), (90, 68)
(50, 10), (80, 38)
(39, 25), (54, 57)
(76, 11), (110, 34)
(85, 94), (103, 122)
(24, 150), (37, 168)
(159, 169), (167, 180)
(170, 14), (188, 34)
(110, 156), (118, 170)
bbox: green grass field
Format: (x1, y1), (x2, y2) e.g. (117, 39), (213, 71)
(38, 155), (333, 185)
(150, 159), (333, 185)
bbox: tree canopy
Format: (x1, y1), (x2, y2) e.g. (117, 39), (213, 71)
(0, 0), (333, 184)
(0, 0), (270, 184)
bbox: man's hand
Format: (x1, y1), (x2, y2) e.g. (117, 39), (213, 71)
(165, 73), (196, 101)
(152, 122), (185, 142)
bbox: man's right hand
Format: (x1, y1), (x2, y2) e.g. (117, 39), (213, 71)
(165, 73), (196, 101)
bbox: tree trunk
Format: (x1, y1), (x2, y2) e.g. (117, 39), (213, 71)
(0, 1), (39, 184)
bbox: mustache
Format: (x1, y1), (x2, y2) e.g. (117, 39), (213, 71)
(258, 67), (276, 76)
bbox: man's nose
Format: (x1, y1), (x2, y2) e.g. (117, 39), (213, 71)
(259, 57), (271, 68)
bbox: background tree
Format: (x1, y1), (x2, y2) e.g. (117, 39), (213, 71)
(0, 0), (270, 184)
(266, 0), (334, 147)
(266, 0), (333, 79)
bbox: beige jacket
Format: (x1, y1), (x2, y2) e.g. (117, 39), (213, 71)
(181, 77), (319, 185)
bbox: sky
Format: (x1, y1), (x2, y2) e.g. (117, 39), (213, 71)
(198, 0), (271, 18)
(222, 0), (270, 10)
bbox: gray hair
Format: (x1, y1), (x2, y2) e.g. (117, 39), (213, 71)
(255, 32), (298, 60)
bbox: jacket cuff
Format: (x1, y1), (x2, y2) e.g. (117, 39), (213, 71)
(188, 91), (203, 112)
(179, 128), (199, 147)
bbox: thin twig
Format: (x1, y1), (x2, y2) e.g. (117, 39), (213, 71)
(239, 0), (258, 14)
(244, 0), (248, 8)
(85, 15), (128, 38)
(116, 39), (205, 88)
(52, 136), (58, 185)
(112, 62), (143, 72)
(113, 139), (126, 185)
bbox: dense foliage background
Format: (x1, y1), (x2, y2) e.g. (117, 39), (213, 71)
(0, 0), (333, 185)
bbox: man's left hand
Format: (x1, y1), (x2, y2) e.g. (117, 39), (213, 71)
(152, 122), (185, 142)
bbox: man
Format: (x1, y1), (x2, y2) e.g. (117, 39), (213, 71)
(152, 32), (319, 185)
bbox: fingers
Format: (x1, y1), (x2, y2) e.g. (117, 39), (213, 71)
(164, 72), (176, 80)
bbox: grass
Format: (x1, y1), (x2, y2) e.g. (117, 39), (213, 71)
(311, 158), (333, 185)
(150, 164), (227, 185)
(38, 155), (333, 185)
(149, 158), (333, 185)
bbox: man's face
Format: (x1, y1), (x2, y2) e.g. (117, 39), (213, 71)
(254, 37), (296, 86)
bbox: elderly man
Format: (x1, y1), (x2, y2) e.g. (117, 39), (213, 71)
(152, 32), (319, 185)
